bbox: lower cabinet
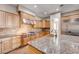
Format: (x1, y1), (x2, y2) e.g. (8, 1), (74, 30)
(12, 36), (21, 50)
(30, 35), (37, 40)
(0, 36), (21, 54)
(2, 38), (12, 53)
(0, 41), (2, 54)
(22, 37), (30, 46)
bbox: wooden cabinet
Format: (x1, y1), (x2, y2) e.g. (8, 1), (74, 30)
(34, 20), (41, 28)
(42, 20), (46, 28)
(42, 20), (50, 28)
(30, 35), (37, 40)
(6, 13), (19, 28)
(0, 11), (6, 28)
(6, 13), (13, 28)
(0, 41), (2, 54)
(22, 36), (30, 46)
(0, 36), (21, 54)
(0, 11), (19, 28)
(34, 20), (39, 28)
(34, 20), (50, 28)
(12, 15), (19, 28)
(12, 36), (21, 49)
(39, 21), (42, 28)
(2, 38), (12, 53)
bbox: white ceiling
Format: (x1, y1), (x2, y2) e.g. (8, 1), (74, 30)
(61, 4), (79, 13)
(21, 4), (60, 18)
(11, 4), (79, 18)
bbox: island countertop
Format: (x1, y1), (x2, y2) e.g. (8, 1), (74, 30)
(28, 35), (55, 54)
(28, 34), (79, 54)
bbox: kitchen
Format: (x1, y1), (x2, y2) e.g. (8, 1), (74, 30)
(0, 4), (79, 54)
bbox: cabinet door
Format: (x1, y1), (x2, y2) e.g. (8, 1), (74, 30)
(39, 20), (42, 28)
(42, 20), (50, 28)
(22, 37), (30, 46)
(2, 38), (12, 53)
(34, 20), (42, 28)
(45, 21), (50, 28)
(34, 21), (38, 28)
(42, 20), (46, 28)
(0, 42), (2, 54)
(12, 15), (19, 28)
(12, 36), (21, 49)
(0, 11), (6, 28)
(6, 13), (13, 28)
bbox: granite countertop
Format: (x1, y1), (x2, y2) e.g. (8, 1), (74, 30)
(28, 34), (79, 54)
(60, 35), (79, 53)
(28, 35), (55, 54)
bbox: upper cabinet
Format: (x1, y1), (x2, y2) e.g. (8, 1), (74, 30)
(42, 20), (50, 28)
(0, 11), (6, 28)
(33, 20), (41, 28)
(12, 14), (19, 28)
(0, 11), (19, 28)
(34, 20), (50, 28)
(20, 12), (50, 29)
(6, 13), (13, 28)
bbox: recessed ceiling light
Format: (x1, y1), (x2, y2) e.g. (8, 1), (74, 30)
(44, 12), (47, 15)
(34, 5), (37, 8)
(56, 8), (59, 11)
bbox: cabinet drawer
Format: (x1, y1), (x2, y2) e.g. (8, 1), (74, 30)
(2, 38), (12, 53)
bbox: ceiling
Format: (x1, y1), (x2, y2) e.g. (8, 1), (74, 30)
(12, 4), (79, 18)
(21, 4), (60, 18)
